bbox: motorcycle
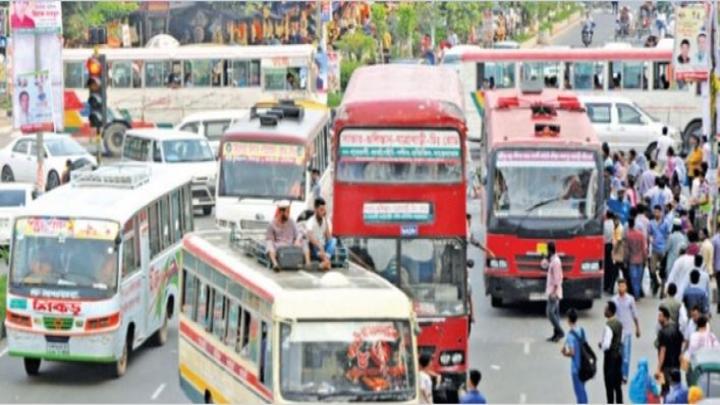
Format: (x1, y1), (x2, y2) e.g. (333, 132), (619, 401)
(581, 25), (594, 47)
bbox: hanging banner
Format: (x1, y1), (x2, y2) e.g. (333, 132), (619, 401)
(673, 2), (712, 81)
(10, 0), (63, 133)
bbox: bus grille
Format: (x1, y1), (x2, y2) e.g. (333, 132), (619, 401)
(43, 317), (73, 330)
(515, 254), (575, 273)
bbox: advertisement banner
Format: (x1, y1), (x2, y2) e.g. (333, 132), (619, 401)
(10, 0), (63, 132)
(9, 0), (61, 34)
(673, 2), (712, 81)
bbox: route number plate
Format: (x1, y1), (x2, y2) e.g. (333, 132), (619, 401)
(47, 342), (69, 356)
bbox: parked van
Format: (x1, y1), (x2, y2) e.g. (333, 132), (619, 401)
(121, 129), (217, 215)
(175, 110), (248, 155)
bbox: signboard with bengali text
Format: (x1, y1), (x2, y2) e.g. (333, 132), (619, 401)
(496, 150), (597, 167)
(222, 142), (304, 165)
(15, 217), (120, 240)
(363, 202), (434, 224)
(339, 129), (461, 162)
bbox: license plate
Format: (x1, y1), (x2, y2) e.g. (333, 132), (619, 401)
(47, 342), (69, 356)
(529, 292), (547, 301)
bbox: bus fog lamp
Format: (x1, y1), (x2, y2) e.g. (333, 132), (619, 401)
(581, 261), (600, 272)
(488, 259), (508, 269)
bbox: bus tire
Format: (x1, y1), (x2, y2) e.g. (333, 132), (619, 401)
(202, 206), (212, 216)
(490, 296), (503, 308)
(103, 122), (128, 157)
(23, 358), (41, 376)
(112, 336), (130, 378)
(151, 310), (169, 347)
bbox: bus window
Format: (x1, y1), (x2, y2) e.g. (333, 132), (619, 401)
(264, 67), (307, 91)
(160, 196), (171, 249)
(181, 269), (198, 319)
(183, 184), (193, 234)
(198, 283), (210, 329)
(110, 61), (139, 89)
(149, 202), (160, 257)
(479, 62), (515, 89)
(260, 321), (272, 388)
(212, 293), (227, 340)
(122, 219), (138, 278)
(183, 60), (221, 87)
(522, 62), (560, 88)
(653, 62), (671, 89)
(171, 190), (181, 242)
(622, 62), (645, 89)
(64, 62), (86, 89)
(241, 310), (258, 362)
(145, 61), (171, 88)
(572, 62), (602, 90)
(230, 60), (260, 87)
(226, 302), (240, 347)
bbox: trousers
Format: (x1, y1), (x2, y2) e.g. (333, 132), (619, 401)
(546, 296), (563, 337)
(572, 372), (588, 404)
(604, 351), (623, 403)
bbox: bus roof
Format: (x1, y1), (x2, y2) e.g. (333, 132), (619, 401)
(484, 89), (600, 150)
(62, 44), (315, 62)
(459, 46), (672, 62)
(343, 65), (464, 109)
(184, 230), (413, 320)
(21, 164), (191, 224)
(336, 65), (465, 130)
(223, 106), (329, 145)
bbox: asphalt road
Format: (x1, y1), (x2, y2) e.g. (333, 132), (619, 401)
(549, 4), (652, 48)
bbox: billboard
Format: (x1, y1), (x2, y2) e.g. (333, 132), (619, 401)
(10, 0), (62, 133)
(673, 2), (712, 81)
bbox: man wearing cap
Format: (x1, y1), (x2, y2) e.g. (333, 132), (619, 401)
(266, 200), (309, 270)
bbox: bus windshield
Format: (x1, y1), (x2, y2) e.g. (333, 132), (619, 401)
(337, 129), (462, 184)
(10, 218), (120, 299)
(280, 320), (416, 402)
(491, 149), (600, 220)
(345, 238), (466, 316)
(162, 139), (215, 163)
(219, 142), (305, 200)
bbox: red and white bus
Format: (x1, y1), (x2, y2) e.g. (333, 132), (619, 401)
(443, 40), (702, 145)
(333, 65), (470, 390)
(479, 88), (604, 309)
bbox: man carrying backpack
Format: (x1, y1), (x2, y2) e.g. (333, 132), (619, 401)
(562, 308), (594, 404)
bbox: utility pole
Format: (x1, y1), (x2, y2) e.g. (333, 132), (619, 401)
(711, 0), (718, 232)
(34, 31), (43, 194)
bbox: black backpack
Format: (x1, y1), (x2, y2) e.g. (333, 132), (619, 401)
(571, 329), (597, 382)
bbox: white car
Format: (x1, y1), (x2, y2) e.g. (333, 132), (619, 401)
(0, 134), (97, 190)
(175, 110), (248, 156)
(0, 183), (34, 246)
(580, 95), (681, 154)
(121, 129), (217, 215)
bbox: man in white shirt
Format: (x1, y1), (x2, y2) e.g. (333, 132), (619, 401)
(418, 354), (435, 403)
(666, 251), (697, 298)
(656, 129), (674, 171)
(306, 197), (335, 271)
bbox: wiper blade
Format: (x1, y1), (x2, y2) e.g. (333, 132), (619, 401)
(525, 196), (561, 213)
(57, 278), (77, 286)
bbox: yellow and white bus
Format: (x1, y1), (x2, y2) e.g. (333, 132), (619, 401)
(179, 230), (420, 403)
(5, 164), (193, 377)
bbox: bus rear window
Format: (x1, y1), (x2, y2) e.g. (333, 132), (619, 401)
(337, 129), (462, 184)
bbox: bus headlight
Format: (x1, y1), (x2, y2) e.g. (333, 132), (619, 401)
(451, 352), (464, 365)
(487, 258), (508, 269)
(581, 261), (601, 272)
(439, 353), (451, 366)
(439, 351), (464, 366)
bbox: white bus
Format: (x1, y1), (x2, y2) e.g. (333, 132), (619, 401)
(63, 44), (324, 153)
(179, 230), (420, 403)
(216, 100), (332, 231)
(443, 40), (702, 148)
(5, 164), (193, 377)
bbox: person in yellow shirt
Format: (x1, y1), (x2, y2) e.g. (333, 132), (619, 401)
(686, 135), (703, 183)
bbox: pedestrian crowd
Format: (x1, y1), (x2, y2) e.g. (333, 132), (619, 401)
(549, 135), (720, 404)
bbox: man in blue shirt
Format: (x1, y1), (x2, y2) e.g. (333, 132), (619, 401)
(562, 308), (588, 404)
(460, 369), (487, 404)
(664, 369), (688, 404)
(683, 267), (709, 315)
(649, 205), (671, 297)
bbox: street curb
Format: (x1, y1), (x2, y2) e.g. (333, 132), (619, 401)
(520, 11), (583, 48)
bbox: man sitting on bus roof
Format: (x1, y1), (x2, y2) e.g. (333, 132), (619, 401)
(266, 200), (310, 271)
(306, 197), (336, 271)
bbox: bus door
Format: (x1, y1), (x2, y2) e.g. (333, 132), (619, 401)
(120, 214), (148, 344)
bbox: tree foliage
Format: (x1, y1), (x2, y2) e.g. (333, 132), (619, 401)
(395, 4), (417, 57)
(62, 2), (139, 44)
(334, 30), (376, 63)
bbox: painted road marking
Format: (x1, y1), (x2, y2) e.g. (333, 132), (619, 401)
(520, 393), (527, 403)
(0, 347), (9, 358)
(523, 341), (530, 355)
(151, 383), (166, 400)
(490, 364), (500, 370)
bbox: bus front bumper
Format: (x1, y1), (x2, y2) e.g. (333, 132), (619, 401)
(6, 327), (120, 363)
(484, 274), (602, 302)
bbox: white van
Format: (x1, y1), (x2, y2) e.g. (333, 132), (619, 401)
(175, 110), (248, 156)
(580, 95), (681, 153)
(121, 129), (217, 215)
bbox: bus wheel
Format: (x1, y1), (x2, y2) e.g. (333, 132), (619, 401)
(112, 340), (129, 378)
(202, 206), (212, 216)
(151, 312), (169, 347)
(23, 358), (41, 376)
(103, 123), (128, 157)
(490, 296), (503, 308)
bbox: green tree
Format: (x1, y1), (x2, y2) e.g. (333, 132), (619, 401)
(334, 31), (376, 63)
(370, 3), (388, 62)
(395, 3), (417, 57)
(443, 2), (491, 42)
(62, 2), (139, 45)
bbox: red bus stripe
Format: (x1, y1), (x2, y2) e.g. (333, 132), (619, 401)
(184, 236), (275, 303)
(179, 320), (273, 401)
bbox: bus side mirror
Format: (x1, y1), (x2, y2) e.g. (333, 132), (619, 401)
(467, 259), (475, 269)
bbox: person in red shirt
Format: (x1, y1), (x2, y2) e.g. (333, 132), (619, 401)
(625, 217), (648, 299)
(11, 0), (35, 30)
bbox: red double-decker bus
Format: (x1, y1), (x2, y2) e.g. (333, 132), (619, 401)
(479, 88), (604, 309)
(333, 65), (470, 390)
